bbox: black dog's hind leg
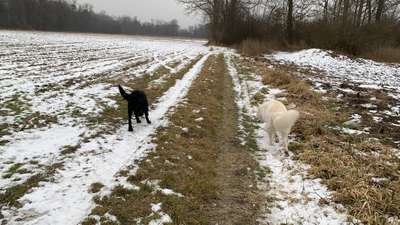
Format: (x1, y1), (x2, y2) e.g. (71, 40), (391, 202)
(145, 110), (151, 124)
(134, 112), (142, 124)
(128, 109), (133, 132)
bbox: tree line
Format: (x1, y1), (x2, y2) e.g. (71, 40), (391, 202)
(178, 0), (400, 55)
(0, 0), (207, 38)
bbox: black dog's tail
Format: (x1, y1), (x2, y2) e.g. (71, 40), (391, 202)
(118, 85), (129, 100)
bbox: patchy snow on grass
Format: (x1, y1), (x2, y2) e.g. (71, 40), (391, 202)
(31, 83), (119, 120)
(141, 179), (184, 198)
(344, 114), (362, 126)
(160, 188), (184, 198)
(0, 125), (82, 162)
(0, 31), (208, 165)
(332, 126), (368, 135)
(0, 30), (211, 225)
(194, 117), (204, 122)
(0, 125), (84, 189)
(148, 203), (173, 225)
(227, 53), (353, 225)
(0, 31), (208, 130)
(104, 212), (119, 224)
(2, 53), (210, 225)
(268, 48), (400, 150)
(267, 48), (400, 91)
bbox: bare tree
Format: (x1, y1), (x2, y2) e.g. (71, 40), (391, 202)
(0, 0), (207, 38)
(178, 0), (257, 43)
(287, 0), (294, 44)
(376, 0), (385, 22)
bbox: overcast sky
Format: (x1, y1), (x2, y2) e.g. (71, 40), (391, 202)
(76, 0), (202, 28)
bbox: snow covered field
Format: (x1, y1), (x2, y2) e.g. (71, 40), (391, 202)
(0, 31), (209, 224)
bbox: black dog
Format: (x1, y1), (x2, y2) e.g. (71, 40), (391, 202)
(118, 85), (151, 132)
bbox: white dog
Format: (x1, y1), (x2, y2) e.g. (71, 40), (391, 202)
(257, 99), (299, 153)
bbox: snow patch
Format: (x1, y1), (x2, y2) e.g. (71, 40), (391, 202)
(267, 49), (400, 91)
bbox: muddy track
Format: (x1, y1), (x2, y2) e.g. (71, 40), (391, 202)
(210, 55), (261, 225)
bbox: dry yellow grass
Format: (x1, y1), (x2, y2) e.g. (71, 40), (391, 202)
(237, 39), (280, 56)
(362, 47), (400, 64)
(262, 68), (316, 102)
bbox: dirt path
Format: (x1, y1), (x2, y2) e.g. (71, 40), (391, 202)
(210, 56), (261, 225)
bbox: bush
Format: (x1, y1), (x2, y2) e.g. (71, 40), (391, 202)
(362, 47), (400, 63)
(238, 39), (287, 56)
(300, 21), (400, 58)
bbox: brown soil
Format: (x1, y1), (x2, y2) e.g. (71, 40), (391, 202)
(209, 56), (261, 225)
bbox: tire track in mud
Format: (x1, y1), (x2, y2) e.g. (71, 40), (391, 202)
(210, 55), (261, 225)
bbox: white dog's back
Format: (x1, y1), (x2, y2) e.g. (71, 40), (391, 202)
(257, 99), (299, 151)
(257, 99), (287, 123)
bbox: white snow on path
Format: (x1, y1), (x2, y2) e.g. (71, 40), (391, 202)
(226, 53), (354, 225)
(2, 53), (211, 225)
(266, 48), (400, 92)
(255, 135), (351, 225)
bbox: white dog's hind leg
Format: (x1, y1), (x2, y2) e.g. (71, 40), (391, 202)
(264, 124), (275, 147)
(278, 131), (289, 155)
(269, 128), (276, 146)
(283, 132), (290, 156)
(283, 133), (289, 152)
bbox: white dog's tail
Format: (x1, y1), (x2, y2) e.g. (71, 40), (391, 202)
(273, 110), (300, 133)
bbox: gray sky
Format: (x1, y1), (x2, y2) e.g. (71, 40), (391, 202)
(76, 0), (202, 28)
